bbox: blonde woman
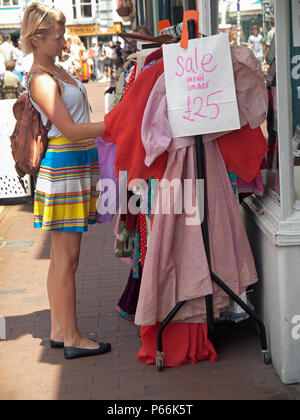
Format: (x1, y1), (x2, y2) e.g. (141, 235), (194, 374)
(21, 3), (110, 359)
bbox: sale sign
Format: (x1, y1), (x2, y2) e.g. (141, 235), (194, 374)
(163, 34), (240, 138)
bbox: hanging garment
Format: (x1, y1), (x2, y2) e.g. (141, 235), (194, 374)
(135, 140), (258, 327)
(117, 268), (142, 321)
(137, 322), (218, 367)
(136, 48), (160, 75)
(203, 45), (268, 143)
(217, 124), (268, 183)
(236, 175), (264, 197)
(136, 60), (260, 364)
(144, 47), (163, 66)
(96, 137), (118, 224)
(141, 73), (268, 182)
(102, 60), (168, 184)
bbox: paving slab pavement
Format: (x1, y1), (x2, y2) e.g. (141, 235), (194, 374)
(0, 81), (300, 401)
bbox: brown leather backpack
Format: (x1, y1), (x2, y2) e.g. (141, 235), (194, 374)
(10, 71), (60, 190)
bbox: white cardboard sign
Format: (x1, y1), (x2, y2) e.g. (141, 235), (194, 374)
(163, 34), (240, 138)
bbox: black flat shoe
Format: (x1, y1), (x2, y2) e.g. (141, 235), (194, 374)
(50, 340), (64, 349)
(64, 342), (111, 360)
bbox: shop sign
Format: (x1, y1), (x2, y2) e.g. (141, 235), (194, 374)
(67, 23), (122, 37)
(163, 34), (240, 138)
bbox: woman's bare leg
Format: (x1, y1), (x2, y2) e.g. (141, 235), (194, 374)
(47, 245), (64, 342)
(48, 231), (99, 349)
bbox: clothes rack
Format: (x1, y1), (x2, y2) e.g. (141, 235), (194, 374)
(154, 19), (271, 372)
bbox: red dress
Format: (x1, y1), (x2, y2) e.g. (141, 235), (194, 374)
(103, 60), (168, 184)
(137, 323), (218, 367)
(218, 124), (268, 183)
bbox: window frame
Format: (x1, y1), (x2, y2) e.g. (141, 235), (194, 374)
(0, 0), (20, 8)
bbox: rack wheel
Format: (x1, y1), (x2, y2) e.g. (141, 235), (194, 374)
(156, 359), (164, 372)
(156, 351), (165, 372)
(262, 351), (271, 365)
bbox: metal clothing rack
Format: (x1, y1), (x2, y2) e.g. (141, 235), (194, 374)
(154, 19), (271, 372)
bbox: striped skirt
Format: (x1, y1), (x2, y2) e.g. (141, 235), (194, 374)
(34, 136), (100, 232)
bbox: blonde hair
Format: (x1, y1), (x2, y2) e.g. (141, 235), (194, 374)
(20, 2), (66, 54)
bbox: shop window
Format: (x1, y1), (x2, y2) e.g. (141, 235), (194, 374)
(72, 0), (77, 19)
(290, 0), (300, 206)
(158, 0), (197, 25)
(218, 1), (278, 200)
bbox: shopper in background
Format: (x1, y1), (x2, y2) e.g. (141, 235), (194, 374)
(69, 35), (85, 80)
(229, 24), (245, 46)
(247, 25), (265, 68)
(95, 41), (105, 81)
(87, 43), (97, 80)
(104, 41), (116, 83)
(267, 18), (275, 48)
(0, 34), (17, 63)
(1, 60), (22, 99)
(0, 36), (5, 87)
(14, 39), (25, 76)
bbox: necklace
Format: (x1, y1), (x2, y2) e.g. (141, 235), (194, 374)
(33, 64), (90, 109)
(34, 64), (70, 83)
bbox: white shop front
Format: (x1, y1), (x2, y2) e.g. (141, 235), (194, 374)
(199, 0), (300, 384)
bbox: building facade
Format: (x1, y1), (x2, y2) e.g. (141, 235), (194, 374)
(0, 0), (123, 46)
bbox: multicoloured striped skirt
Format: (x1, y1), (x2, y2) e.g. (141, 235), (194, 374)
(34, 136), (100, 232)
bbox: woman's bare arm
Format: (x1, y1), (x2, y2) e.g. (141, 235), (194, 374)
(30, 73), (105, 141)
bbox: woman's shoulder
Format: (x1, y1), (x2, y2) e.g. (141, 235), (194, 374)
(29, 70), (61, 96)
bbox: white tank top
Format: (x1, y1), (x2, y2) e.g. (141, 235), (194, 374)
(30, 74), (91, 139)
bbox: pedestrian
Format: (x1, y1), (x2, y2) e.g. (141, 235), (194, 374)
(1, 60), (22, 99)
(0, 34), (17, 63)
(247, 25), (265, 67)
(14, 39), (25, 76)
(0, 36), (5, 87)
(69, 35), (84, 80)
(20, 2), (111, 359)
(80, 49), (90, 83)
(88, 42), (98, 80)
(95, 41), (105, 80)
(115, 41), (123, 59)
(267, 18), (275, 48)
(229, 24), (245, 45)
(104, 41), (116, 82)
